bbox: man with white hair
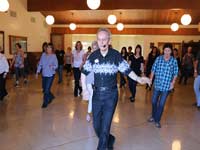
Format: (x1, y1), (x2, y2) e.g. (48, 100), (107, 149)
(81, 28), (150, 150)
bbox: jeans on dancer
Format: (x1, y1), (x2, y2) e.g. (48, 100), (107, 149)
(42, 75), (55, 105)
(15, 67), (26, 82)
(92, 87), (117, 150)
(73, 67), (82, 96)
(194, 75), (200, 107)
(151, 89), (169, 123)
(57, 65), (63, 83)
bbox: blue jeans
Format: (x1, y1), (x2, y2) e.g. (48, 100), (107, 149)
(42, 75), (55, 105)
(57, 65), (63, 83)
(15, 67), (26, 81)
(151, 89), (169, 123)
(194, 75), (200, 106)
(92, 87), (118, 150)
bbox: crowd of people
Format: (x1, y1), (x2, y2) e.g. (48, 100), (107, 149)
(0, 28), (199, 150)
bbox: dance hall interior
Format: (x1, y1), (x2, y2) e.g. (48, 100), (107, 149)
(0, 0), (200, 150)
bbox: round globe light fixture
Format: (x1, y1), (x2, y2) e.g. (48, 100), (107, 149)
(107, 14), (117, 25)
(87, 0), (101, 10)
(69, 23), (76, 30)
(0, 0), (9, 12)
(181, 14), (192, 25)
(117, 23), (124, 31)
(45, 15), (55, 25)
(171, 23), (179, 31)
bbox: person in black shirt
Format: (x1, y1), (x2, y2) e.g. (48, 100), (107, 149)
(128, 46), (134, 57)
(81, 28), (150, 150)
(55, 49), (65, 83)
(145, 46), (159, 90)
(128, 44), (144, 102)
(120, 47), (128, 88)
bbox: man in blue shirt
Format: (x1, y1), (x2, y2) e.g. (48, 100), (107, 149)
(81, 28), (150, 150)
(148, 43), (178, 128)
(194, 50), (200, 109)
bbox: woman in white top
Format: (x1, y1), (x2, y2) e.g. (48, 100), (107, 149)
(0, 49), (9, 101)
(85, 41), (99, 122)
(72, 41), (85, 97)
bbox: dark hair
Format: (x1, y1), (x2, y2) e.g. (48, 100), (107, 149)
(46, 42), (54, 53)
(172, 48), (178, 57)
(75, 41), (83, 50)
(163, 43), (173, 50)
(88, 46), (91, 51)
(150, 46), (159, 56)
(173, 48), (178, 52)
(42, 42), (48, 52)
(134, 44), (142, 56)
(121, 47), (127, 55)
(128, 46), (132, 50)
(15, 43), (22, 49)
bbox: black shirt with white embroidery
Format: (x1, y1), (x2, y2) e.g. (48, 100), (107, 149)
(82, 48), (132, 88)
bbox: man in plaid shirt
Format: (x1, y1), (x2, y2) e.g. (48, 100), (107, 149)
(148, 43), (178, 128)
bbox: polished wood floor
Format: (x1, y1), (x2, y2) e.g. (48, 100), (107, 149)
(0, 74), (199, 150)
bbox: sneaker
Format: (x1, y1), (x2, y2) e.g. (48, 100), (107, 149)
(155, 122), (161, 128)
(147, 117), (155, 123)
(86, 114), (91, 122)
(108, 135), (115, 150)
(41, 103), (48, 108)
(129, 97), (135, 102)
(15, 82), (19, 87)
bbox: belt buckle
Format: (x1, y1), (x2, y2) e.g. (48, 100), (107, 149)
(101, 87), (107, 91)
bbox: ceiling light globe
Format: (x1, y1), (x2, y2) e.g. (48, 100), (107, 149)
(45, 15), (55, 25)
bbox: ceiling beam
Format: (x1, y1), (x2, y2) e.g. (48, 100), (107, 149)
(28, 0), (200, 11)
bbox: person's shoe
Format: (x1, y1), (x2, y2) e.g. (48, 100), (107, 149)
(108, 135), (115, 150)
(1, 93), (8, 100)
(197, 106), (200, 110)
(48, 99), (53, 104)
(15, 83), (19, 87)
(192, 102), (197, 106)
(41, 103), (48, 108)
(86, 114), (91, 122)
(79, 89), (82, 96)
(155, 122), (161, 128)
(129, 97), (135, 102)
(147, 117), (155, 123)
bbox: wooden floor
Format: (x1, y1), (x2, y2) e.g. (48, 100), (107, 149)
(0, 74), (199, 150)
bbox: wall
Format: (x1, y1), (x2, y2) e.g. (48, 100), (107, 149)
(0, 0), (50, 58)
(64, 34), (200, 58)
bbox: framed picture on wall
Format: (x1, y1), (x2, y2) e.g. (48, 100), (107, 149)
(0, 31), (4, 53)
(9, 35), (27, 54)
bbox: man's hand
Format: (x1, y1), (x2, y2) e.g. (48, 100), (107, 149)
(137, 77), (151, 85)
(169, 82), (175, 90)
